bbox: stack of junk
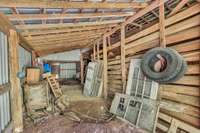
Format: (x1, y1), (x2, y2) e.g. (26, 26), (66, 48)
(23, 66), (69, 123)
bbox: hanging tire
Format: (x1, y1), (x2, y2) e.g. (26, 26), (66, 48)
(141, 47), (183, 83)
(154, 52), (187, 83)
(164, 57), (187, 83)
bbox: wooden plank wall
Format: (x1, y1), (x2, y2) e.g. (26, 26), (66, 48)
(98, 4), (200, 130)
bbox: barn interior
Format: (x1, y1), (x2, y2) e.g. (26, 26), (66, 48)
(0, 0), (200, 133)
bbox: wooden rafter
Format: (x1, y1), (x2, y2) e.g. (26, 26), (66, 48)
(16, 19), (125, 30)
(25, 31), (105, 42)
(29, 35), (102, 46)
(0, 0), (148, 9)
(168, 0), (189, 16)
(105, 0), (169, 36)
(0, 13), (32, 51)
(7, 12), (133, 21)
(33, 40), (95, 50)
(36, 42), (94, 56)
(21, 25), (114, 36)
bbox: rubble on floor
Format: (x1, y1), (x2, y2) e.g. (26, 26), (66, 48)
(23, 113), (145, 133)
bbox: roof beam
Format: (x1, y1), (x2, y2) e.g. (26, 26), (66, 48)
(168, 0), (189, 16)
(36, 44), (89, 56)
(32, 39), (97, 50)
(7, 12), (134, 21)
(25, 29), (105, 40)
(34, 39), (95, 51)
(0, 13), (33, 51)
(21, 25), (113, 36)
(29, 34), (102, 45)
(16, 19), (125, 30)
(105, 0), (169, 36)
(0, 0), (147, 9)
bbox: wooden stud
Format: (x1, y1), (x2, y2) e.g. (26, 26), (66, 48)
(80, 53), (84, 84)
(97, 41), (100, 61)
(120, 24), (126, 93)
(159, 0), (166, 48)
(103, 35), (108, 99)
(8, 29), (23, 133)
(93, 44), (96, 60)
(31, 51), (36, 66)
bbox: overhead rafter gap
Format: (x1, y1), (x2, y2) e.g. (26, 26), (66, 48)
(168, 0), (189, 16)
(11, 7), (32, 39)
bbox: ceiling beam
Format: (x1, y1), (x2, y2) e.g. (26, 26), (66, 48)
(21, 25), (115, 36)
(0, 13), (33, 51)
(8, 12), (134, 21)
(16, 19), (125, 30)
(0, 0), (147, 9)
(25, 30), (105, 41)
(36, 44), (90, 56)
(168, 0), (189, 16)
(33, 39), (95, 51)
(29, 35), (102, 45)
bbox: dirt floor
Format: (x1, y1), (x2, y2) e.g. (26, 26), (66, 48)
(23, 83), (145, 133)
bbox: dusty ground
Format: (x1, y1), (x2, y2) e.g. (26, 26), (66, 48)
(23, 115), (145, 133)
(23, 83), (145, 133)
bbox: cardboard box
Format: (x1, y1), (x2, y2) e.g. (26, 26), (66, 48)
(26, 68), (40, 83)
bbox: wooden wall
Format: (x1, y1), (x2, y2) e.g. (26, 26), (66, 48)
(97, 4), (200, 131)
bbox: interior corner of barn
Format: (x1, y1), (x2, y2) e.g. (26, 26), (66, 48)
(0, 0), (199, 133)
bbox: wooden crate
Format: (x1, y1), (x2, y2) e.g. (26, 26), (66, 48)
(26, 68), (41, 83)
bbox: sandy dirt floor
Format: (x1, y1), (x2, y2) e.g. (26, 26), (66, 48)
(23, 83), (145, 133)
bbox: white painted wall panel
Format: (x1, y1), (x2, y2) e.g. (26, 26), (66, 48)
(60, 63), (76, 79)
(40, 49), (81, 61)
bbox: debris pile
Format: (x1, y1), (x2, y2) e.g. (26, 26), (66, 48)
(23, 72), (69, 123)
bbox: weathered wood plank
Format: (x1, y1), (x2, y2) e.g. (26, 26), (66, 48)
(161, 91), (200, 107)
(160, 85), (200, 97)
(0, 0), (147, 9)
(8, 30), (23, 132)
(103, 35), (108, 99)
(160, 99), (200, 118)
(173, 76), (200, 86)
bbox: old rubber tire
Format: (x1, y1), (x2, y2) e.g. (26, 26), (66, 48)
(141, 47), (182, 82)
(162, 57), (187, 83)
(154, 51), (186, 83)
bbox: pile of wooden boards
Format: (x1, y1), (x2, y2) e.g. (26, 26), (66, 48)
(105, 3), (200, 132)
(84, 61), (103, 97)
